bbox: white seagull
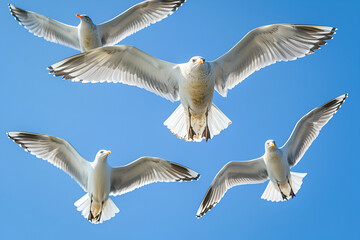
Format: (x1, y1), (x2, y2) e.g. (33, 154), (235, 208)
(196, 94), (347, 218)
(9, 0), (185, 52)
(7, 132), (200, 224)
(48, 24), (336, 142)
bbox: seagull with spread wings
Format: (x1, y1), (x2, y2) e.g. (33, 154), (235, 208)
(196, 94), (347, 218)
(9, 0), (185, 52)
(49, 24), (336, 142)
(7, 132), (200, 223)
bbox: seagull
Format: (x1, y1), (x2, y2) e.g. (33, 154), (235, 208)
(8, 0), (185, 52)
(7, 132), (200, 223)
(48, 24), (336, 142)
(196, 94), (347, 218)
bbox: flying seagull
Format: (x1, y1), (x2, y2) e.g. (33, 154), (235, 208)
(196, 94), (347, 218)
(48, 24), (336, 142)
(9, 0), (185, 52)
(7, 132), (200, 223)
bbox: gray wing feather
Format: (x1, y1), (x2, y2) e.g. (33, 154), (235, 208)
(110, 157), (199, 196)
(48, 46), (180, 101)
(9, 4), (80, 50)
(99, 0), (185, 46)
(281, 94), (347, 167)
(212, 24), (336, 97)
(8, 132), (91, 191)
(197, 158), (268, 218)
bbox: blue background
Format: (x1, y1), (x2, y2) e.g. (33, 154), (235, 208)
(1, 0), (359, 239)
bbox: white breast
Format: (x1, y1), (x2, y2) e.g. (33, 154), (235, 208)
(88, 162), (111, 202)
(179, 65), (215, 114)
(264, 150), (290, 184)
(78, 23), (101, 52)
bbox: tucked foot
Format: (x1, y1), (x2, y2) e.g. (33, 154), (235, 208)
(289, 189), (296, 198)
(88, 211), (94, 221)
(202, 125), (211, 142)
(95, 212), (102, 223)
(281, 192), (288, 201)
(188, 126), (196, 140)
(288, 179), (296, 198)
(187, 107), (196, 140)
(95, 201), (104, 223)
(88, 197), (94, 221)
(277, 183), (288, 201)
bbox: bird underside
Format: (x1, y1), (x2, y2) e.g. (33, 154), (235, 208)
(186, 107), (211, 142)
(276, 180), (296, 201)
(261, 172), (307, 202)
(88, 199), (104, 223)
(75, 194), (119, 224)
(164, 103), (231, 142)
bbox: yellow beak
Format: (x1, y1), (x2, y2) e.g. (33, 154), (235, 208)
(271, 143), (275, 147)
(76, 14), (82, 19)
(106, 151), (111, 155)
(198, 59), (204, 65)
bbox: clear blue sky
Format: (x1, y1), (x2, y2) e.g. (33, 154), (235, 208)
(1, 0), (359, 239)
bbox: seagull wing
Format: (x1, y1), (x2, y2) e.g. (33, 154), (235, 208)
(197, 158), (268, 218)
(8, 132), (91, 191)
(99, 0), (185, 46)
(9, 4), (80, 50)
(110, 157), (199, 196)
(212, 24), (336, 97)
(281, 94), (347, 168)
(48, 46), (180, 101)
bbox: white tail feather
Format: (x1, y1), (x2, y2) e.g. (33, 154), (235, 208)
(100, 198), (119, 223)
(261, 181), (284, 202)
(164, 104), (187, 139)
(208, 104), (232, 137)
(164, 103), (231, 142)
(261, 172), (307, 202)
(290, 172), (307, 195)
(74, 194), (90, 218)
(74, 194), (120, 224)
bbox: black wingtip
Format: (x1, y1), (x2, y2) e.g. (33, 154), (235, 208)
(321, 93), (348, 112)
(171, 0), (186, 11)
(194, 173), (200, 181)
(337, 93), (348, 110)
(169, 162), (200, 181)
(196, 187), (218, 218)
(8, 4), (27, 24)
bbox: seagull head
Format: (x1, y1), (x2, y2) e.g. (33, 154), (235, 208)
(96, 149), (111, 161)
(189, 56), (206, 68)
(76, 14), (94, 24)
(265, 140), (277, 151)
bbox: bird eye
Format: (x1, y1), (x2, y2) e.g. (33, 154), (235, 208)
(192, 59), (195, 62)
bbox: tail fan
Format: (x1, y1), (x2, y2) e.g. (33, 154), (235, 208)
(74, 194), (119, 224)
(164, 104), (187, 140)
(261, 172), (307, 202)
(290, 172), (307, 196)
(164, 103), (231, 142)
(207, 104), (232, 138)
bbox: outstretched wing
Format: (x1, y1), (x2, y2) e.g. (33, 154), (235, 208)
(110, 157), (199, 196)
(197, 158), (268, 218)
(281, 94), (347, 167)
(48, 46), (181, 101)
(212, 24), (336, 97)
(9, 4), (80, 50)
(99, 0), (185, 46)
(8, 132), (91, 191)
